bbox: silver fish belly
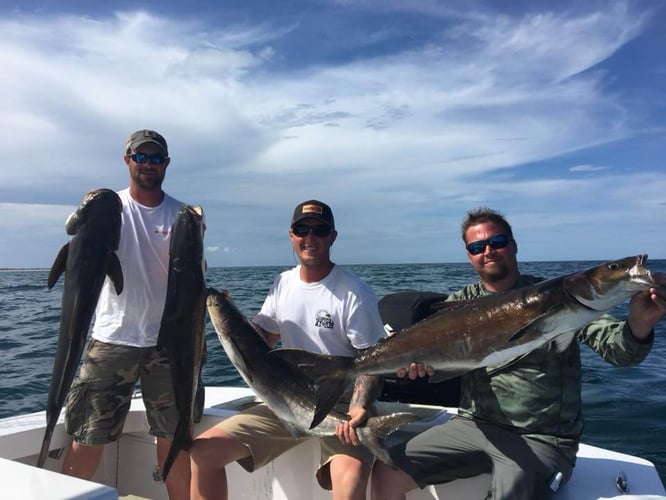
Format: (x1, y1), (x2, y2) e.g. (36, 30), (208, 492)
(272, 255), (662, 428)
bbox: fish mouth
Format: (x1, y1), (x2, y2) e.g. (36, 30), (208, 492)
(631, 254), (658, 287)
(637, 254), (647, 268)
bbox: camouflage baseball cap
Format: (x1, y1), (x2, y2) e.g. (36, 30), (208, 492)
(125, 129), (168, 156)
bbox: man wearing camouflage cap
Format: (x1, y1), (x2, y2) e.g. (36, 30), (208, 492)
(61, 129), (192, 500)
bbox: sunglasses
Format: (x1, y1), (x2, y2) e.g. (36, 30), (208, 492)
(129, 152), (167, 165)
(466, 234), (511, 255)
(291, 224), (332, 238)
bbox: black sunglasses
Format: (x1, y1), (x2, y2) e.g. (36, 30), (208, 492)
(466, 234), (511, 255)
(130, 152), (167, 165)
(291, 224), (331, 238)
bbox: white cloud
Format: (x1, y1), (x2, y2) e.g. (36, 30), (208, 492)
(570, 164), (608, 172)
(0, 2), (664, 268)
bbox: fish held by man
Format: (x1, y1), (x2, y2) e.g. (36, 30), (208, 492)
(206, 287), (419, 466)
(157, 204), (207, 481)
(272, 254), (664, 428)
(37, 188), (123, 468)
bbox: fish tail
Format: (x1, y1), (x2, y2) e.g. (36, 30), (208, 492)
(36, 425), (54, 468)
(161, 451), (176, 482)
(357, 412), (420, 466)
(161, 424), (192, 482)
(270, 349), (355, 429)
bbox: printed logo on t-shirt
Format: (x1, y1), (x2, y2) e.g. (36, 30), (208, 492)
(154, 225), (170, 236)
(314, 310), (334, 329)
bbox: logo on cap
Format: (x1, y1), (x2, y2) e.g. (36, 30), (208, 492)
(301, 204), (323, 215)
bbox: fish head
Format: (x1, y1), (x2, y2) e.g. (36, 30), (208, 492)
(170, 204), (206, 271)
(173, 204), (205, 233)
(565, 254), (660, 310)
(191, 205), (206, 276)
(206, 288), (262, 346)
(65, 188), (122, 241)
(183, 204), (205, 225)
(206, 289), (236, 340)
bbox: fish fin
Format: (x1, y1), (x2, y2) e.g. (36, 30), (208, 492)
(36, 425), (54, 468)
(357, 412), (420, 466)
(428, 299), (465, 311)
(47, 243), (69, 289)
(427, 370), (465, 384)
(270, 348), (354, 429)
(553, 331), (576, 353)
(107, 252), (124, 295)
(161, 422), (193, 482)
(194, 376), (205, 424)
(312, 377), (350, 429)
(507, 326), (530, 343)
(507, 308), (561, 343)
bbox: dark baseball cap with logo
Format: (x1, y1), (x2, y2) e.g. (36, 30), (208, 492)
(291, 200), (335, 230)
(125, 129), (169, 156)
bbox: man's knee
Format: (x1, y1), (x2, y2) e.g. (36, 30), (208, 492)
(190, 430), (249, 470)
(491, 465), (553, 500)
(190, 437), (225, 467)
(371, 461), (416, 500)
(327, 455), (370, 498)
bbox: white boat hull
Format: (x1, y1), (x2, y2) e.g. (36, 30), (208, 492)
(1, 386), (664, 499)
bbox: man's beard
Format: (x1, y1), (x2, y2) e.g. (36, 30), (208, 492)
(132, 170), (163, 191)
(479, 261), (510, 284)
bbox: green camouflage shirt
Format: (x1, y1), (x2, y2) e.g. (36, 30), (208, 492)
(448, 275), (653, 464)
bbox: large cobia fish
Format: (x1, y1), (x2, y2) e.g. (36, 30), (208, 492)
(206, 288), (419, 466)
(157, 204), (207, 481)
(37, 188), (123, 467)
(272, 255), (663, 428)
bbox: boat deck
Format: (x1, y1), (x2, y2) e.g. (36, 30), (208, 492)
(1, 386), (664, 499)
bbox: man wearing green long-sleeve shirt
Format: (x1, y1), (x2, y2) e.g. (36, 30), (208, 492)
(372, 206), (666, 500)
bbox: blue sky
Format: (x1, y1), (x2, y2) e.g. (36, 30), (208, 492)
(1, 0), (664, 268)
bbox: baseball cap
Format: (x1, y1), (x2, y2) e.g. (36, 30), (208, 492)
(125, 129), (168, 156)
(291, 200), (335, 229)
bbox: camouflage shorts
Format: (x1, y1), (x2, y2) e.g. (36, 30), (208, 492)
(65, 338), (178, 445)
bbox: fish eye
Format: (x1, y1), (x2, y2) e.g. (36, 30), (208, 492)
(608, 263), (620, 271)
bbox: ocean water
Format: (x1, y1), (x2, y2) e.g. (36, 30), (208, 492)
(1, 260), (665, 485)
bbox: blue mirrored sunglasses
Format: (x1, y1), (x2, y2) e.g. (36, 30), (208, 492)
(291, 224), (331, 238)
(466, 234), (511, 255)
(130, 152), (166, 165)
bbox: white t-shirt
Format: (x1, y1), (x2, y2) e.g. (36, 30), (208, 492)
(253, 265), (386, 356)
(91, 188), (184, 347)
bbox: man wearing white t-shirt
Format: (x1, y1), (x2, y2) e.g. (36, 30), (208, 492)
(61, 129), (191, 500)
(190, 200), (386, 500)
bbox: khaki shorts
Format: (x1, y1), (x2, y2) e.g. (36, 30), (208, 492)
(217, 403), (375, 490)
(65, 338), (178, 445)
